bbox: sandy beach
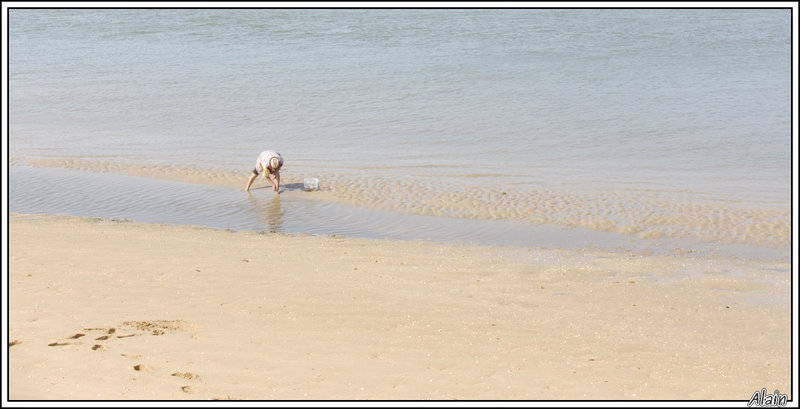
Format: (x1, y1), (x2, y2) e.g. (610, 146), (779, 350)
(5, 212), (792, 402)
(6, 6), (796, 405)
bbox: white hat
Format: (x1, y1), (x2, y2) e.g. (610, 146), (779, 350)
(269, 156), (282, 170)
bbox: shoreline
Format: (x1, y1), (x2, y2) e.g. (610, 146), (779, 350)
(9, 163), (792, 261)
(6, 212), (792, 401)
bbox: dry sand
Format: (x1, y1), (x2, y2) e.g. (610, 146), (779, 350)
(6, 213), (793, 401)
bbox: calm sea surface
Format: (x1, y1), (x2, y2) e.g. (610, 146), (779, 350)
(7, 8), (794, 257)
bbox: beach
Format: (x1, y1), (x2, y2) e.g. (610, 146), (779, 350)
(6, 7), (794, 403)
(7, 213), (792, 401)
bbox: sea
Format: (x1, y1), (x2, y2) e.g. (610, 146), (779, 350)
(6, 8), (795, 262)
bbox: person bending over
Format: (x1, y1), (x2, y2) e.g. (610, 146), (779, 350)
(246, 150), (284, 192)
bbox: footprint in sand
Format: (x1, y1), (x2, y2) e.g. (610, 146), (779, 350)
(50, 332), (91, 346)
(73, 327), (138, 349)
(50, 330), (109, 347)
(121, 320), (194, 334)
(57, 322), (200, 385)
(172, 372), (200, 380)
(58, 321), (179, 353)
(79, 321), (192, 341)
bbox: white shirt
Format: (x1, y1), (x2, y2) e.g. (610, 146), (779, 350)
(255, 151), (283, 174)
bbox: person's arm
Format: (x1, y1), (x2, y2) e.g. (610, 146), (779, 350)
(245, 173), (258, 192)
(267, 170), (281, 192)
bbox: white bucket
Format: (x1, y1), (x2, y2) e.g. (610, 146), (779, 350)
(303, 178), (319, 191)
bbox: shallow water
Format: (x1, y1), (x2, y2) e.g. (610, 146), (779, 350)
(8, 166), (635, 248)
(9, 166), (789, 264)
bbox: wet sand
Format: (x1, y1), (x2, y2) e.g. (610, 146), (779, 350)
(6, 213), (792, 401)
(16, 158), (793, 253)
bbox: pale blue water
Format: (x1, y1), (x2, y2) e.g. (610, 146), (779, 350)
(9, 9), (791, 196)
(7, 8), (794, 256)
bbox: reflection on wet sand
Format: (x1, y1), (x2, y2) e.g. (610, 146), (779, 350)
(245, 183), (306, 232)
(248, 190), (284, 233)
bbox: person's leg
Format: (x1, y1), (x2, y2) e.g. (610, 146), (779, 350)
(245, 171), (258, 192)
